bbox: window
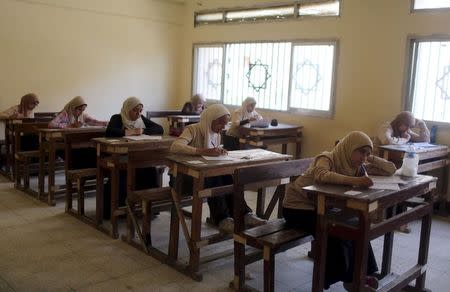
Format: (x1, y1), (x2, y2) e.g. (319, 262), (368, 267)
(193, 41), (338, 116)
(405, 38), (450, 123)
(192, 46), (223, 102)
(194, 1), (340, 26)
(413, 0), (450, 10)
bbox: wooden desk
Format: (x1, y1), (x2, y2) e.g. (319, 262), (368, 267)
(38, 128), (106, 205)
(167, 149), (290, 280)
(167, 115), (200, 136)
(238, 123), (303, 159)
(93, 136), (175, 238)
(304, 175), (437, 291)
(0, 117), (53, 179)
(378, 144), (449, 215)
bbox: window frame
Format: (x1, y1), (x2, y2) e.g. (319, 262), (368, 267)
(410, 0), (450, 13)
(192, 39), (339, 119)
(403, 34), (450, 126)
(194, 0), (341, 27)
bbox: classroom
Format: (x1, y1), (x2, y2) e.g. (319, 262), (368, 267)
(1, 0), (450, 291)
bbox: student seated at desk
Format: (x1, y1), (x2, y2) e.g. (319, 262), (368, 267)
(375, 111), (430, 146)
(48, 96), (107, 129)
(106, 96), (163, 137)
(283, 131), (396, 291)
(181, 94), (206, 115)
(1, 93), (40, 151)
(103, 96), (164, 219)
(223, 97), (263, 150)
(0, 93), (39, 119)
(170, 104), (265, 234)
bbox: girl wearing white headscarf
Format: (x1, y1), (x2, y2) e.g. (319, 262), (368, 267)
(224, 97), (263, 150)
(105, 97), (163, 137)
(0, 93), (40, 119)
(48, 96), (107, 129)
(102, 97), (164, 220)
(283, 131), (396, 290)
(170, 104), (265, 233)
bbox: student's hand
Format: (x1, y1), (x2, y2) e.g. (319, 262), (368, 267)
(401, 132), (411, 140)
(125, 128), (142, 136)
(10, 113), (19, 119)
(352, 176), (373, 188)
(69, 121), (83, 128)
(200, 147), (227, 156)
(249, 117), (257, 122)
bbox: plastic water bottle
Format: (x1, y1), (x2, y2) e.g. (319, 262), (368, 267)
(401, 144), (419, 177)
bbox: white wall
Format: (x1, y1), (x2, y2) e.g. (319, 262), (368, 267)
(0, 0), (185, 120)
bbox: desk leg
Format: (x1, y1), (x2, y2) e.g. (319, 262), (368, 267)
(189, 176), (204, 275)
(381, 206), (394, 277)
(47, 140), (56, 206)
(233, 183), (246, 290)
(415, 210), (432, 289)
(110, 155), (120, 238)
(281, 143), (287, 155)
(96, 152), (104, 226)
(256, 188), (266, 218)
(168, 203), (179, 260)
(352, 211), (370, 292)
(312, 195), (328, 292)
(439, 165), (449, 215)
(295, 139), (301, 159)
(38, 143), (45, 200)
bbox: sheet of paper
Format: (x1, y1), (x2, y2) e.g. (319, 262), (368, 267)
(124, 135), (162, 141)
(370, 183), (400, 191)
(344, 190), (362, 196)
(369, 175), (407, 184)
(185, 160), (205, 165)
(201, 155), (236, 161)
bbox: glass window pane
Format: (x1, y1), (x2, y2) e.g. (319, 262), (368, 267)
(414, 0), (450, 9)
(193, 46), (223, 101)
(411, 41), (450, 123)
(223, 42), (291, 111)
(299, 0), (340, 16)
(195, 13), (223, 23)
(226, 6), (294, 22)
(290, 44), (335, 111)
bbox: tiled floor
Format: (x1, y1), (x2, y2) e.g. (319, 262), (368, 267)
(1, 174), (450, 291)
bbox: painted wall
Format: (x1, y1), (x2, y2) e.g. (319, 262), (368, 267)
(177, 0), (450, 199)
(0, 0), (184, 121)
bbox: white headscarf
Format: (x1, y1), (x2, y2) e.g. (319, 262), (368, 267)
(239, 97), (262, 121)
(120, 97), (145, 129)
(199, 104), (230, 148)
(62, 96), (87, 124)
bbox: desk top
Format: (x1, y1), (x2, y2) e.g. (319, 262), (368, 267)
(238, 123), (303, 136)
(167, 115), (200, 119)
(93, 136), (175, 153)
(39, 127), (106, 139)
(303, 174), (436, 205)
(167, 149), (290, 171)
(378, 143), (449, 154)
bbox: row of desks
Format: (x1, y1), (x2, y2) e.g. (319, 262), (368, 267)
(1, 116), (448, 291)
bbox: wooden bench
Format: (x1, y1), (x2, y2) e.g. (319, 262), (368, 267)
(124, 186), (191, 262)
(13, 122), (49, 190)
(232, 158), (313, 292)
(64, 131), (105, 224)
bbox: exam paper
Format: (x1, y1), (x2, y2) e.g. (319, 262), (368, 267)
(124, 135), (162, 141)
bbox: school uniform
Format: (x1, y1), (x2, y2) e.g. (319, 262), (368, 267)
(283, 131), (396, 289)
